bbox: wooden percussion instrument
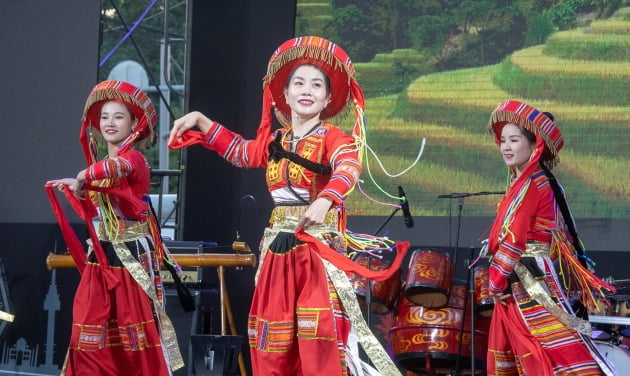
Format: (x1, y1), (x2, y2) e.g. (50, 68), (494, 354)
(46, 241), (256, 270)
(349, 253), (401, 314)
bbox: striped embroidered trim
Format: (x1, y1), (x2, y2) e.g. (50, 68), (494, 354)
(490, 349), (520, 375)
(73, 320), (160, 351)
(297, 308), (334, 340)
(247, 317), (295, 353)
(514, 261), (592, 336)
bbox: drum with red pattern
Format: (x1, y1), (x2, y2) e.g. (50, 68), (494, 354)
(390, 280), (490, 374)
(404, 249), (453, 308)
(349, 253), (401, 313)
(473, 262), (494, 318)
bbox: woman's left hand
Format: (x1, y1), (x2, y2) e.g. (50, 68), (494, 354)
(297, 197), (333, 229)
(46, 178), (85, 199)
(490, 293), (511, 306)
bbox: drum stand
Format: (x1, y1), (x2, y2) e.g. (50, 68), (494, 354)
(454, 249), (478, 376)
(369, 202), (403, 330)
(451, 196), (472, 376)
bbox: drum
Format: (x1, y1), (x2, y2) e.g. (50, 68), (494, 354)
(589, 298), (612, 340)
(589, 298), (630, 342)
(404, 249), (453, 308)
(348, 253), (401, 314)
(616, 300), (630, 340)
(390, 280), (490, 375)
(473, 262), (493, 318)
(595, 341), (630, 370)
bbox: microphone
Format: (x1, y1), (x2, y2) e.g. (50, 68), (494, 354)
(398, 186), (414, 228)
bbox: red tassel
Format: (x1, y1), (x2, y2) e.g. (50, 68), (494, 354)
(45, 184), (87, 273)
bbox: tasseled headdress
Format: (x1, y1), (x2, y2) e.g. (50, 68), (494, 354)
(261, 36), (366, 162)
(80, 79), (156, 165)
(488, 99), (563, 171)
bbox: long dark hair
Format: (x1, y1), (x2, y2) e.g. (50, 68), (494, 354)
(522, 111), (587, 267)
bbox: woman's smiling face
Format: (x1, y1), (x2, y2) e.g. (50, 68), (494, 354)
(284, 64), (330, 122)
(500, 123), (534, 176)
(100, 101), (137, 147)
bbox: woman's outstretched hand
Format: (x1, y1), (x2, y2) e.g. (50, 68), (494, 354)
(47, 177), (84, 199)
(47, 169), (87, 199)
(169, 111), (215, 145)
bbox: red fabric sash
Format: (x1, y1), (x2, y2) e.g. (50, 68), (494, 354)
(168, 130), (208, 150)
(295, 228), (409, 281)
(45, 183), (119, 290)
(169, 86), (275, 152)
(45, 184), (88, 273)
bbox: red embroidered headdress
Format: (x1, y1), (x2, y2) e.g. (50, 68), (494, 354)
(265, 36), (362, 121)
(488, 99), (564, 169)
(257, 36), (366, 159)
(487, 100), (563, 255)
(80, 80), (157, 164)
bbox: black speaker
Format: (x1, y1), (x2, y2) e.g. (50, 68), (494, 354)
(189, 335), (243, 376)
(166, 291), (195, 376)
(164, 240), (223, 375)
(169, 287), (228, 376)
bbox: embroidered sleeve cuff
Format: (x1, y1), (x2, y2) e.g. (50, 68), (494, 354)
(86, 157), (132, 181)
(318, 190), (342, 205)
(489, 265), (508, 294)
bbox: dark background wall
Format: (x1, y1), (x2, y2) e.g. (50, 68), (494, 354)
(1, 1), (99, 224)
(1, 0), (629, 375)
(0, 0), (100, 373)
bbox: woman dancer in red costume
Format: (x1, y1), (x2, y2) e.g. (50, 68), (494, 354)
(47, 80), (190, 375)
(169, 36), (408, 376)
(482, 100), (617, 376)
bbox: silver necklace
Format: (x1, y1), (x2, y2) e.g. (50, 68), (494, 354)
(288, 122), (321, 143)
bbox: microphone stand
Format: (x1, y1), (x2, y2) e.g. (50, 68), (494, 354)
(367, 204), (401, 335)
(470, 249), (478, 376)
(373, 206), (401, 238)
(460, 248), (477, 376)
(449, 195), (465, 376)
(356, 199), (405, 367)
(437, 191), (503, 376)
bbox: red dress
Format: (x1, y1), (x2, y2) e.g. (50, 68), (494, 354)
(486, 167), (616, 376)
(60, 150), (183, 376)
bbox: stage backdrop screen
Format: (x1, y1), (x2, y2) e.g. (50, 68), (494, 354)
(295, 1), (630, 219)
